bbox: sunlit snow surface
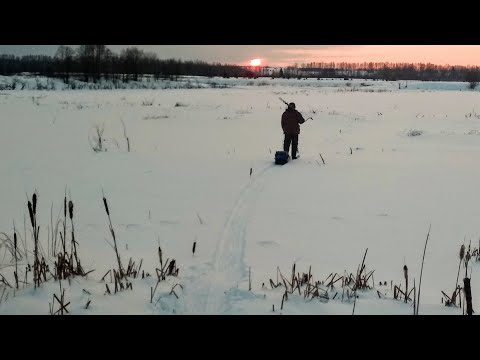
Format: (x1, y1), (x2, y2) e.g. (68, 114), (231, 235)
(0, 75), (477, 315)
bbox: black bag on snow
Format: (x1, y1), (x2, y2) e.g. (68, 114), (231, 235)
(274, 151), (289, 165)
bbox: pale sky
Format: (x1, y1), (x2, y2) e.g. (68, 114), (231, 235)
(1, 45), (480, 67)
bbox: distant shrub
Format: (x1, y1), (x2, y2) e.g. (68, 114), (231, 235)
(465, 69), (480, 89)
(407, 129), (423, 137)
(89, 123), (105, 152)
(47, 79), (56, 90)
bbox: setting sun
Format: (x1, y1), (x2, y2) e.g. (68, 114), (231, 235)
(250, 58), (261, 66)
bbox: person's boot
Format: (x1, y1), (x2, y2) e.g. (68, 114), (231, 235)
(292, 144), (298, 159)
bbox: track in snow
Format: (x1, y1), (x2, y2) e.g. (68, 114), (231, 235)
(179, 162), (277, 314)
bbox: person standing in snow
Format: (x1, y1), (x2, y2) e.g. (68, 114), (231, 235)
(281, 102), (305, 159)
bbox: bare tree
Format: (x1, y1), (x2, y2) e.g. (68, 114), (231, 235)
(77, 45), (95, 82)
(466, 68), (480, 89)
(55, 45), (75, 84)
(93, 45), (107, 83)
(121, 47), (145, 82)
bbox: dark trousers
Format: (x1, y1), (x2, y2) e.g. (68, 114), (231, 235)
(283, 134), (299, 158)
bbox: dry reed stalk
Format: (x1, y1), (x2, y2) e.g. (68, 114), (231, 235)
(413, 279), (416, 314)
(14, 230), (18, 289)
(319, 153), (325, 164)
(249, 267), (251, 291)
(416, 224), (431, 315)
(352, 248), (368, 315)
(102, 194), (124, 278)
(452, 244), (466, 304)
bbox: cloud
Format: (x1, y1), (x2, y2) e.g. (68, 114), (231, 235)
(0, 45), (58, 56)
(271, 45), (361, 55)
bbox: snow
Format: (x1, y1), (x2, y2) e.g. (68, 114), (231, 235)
(0, 75), (478, 314)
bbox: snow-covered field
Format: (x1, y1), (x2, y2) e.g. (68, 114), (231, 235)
(0, 76), (479, 314)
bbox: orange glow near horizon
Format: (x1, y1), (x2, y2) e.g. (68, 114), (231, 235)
(267, 46), (480, 67)
(250, 58), (261, 66)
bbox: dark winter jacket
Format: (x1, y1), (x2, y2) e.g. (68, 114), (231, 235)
(281, 108), (305, 135)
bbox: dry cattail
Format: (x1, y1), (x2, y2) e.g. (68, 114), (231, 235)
(168, 260), (176, 275)
(192, 241), (196, 255)
(403, 265), (409, 303)
(27, 201), (34, 227)
(64, 196), (67, 217)
(32, 193), (37, 215)
(68, 200), (74, 220)
(103, 197), (109, 215)
(460, 244), (465, 260)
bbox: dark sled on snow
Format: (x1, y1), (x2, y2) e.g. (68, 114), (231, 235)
(274, 151), (290, 165)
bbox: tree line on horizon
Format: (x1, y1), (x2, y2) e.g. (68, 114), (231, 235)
(0, 45), (479, 86)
